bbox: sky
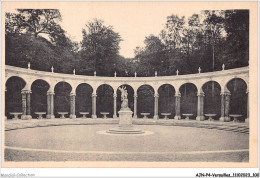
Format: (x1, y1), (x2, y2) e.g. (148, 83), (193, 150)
(57, 2), (202, 58)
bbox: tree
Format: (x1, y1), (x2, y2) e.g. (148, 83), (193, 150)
(203, 10), (225, 71)
(80, 19), (122, 76)
(223, 10), (249, 68)
(5, 9), (79, 74)
(6, 9), (62, 39)
(160, 15), (185, 50)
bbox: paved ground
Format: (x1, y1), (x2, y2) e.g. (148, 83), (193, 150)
(4, 120), (249, 162)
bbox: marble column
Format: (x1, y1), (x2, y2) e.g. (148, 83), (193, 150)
(47, 92), (55, 119)
(26, 90), (32, 119)
(174, 92), (181, 120)
(133, 93), (138, 119)
(245, 90), (249, 123)
(5, 87), (7, 120)
(153, 93), (159, 119)
(219, 91), (231, 122)
(92, 93), (97, 119)
(219, 92), (225, 121)
(113, 93), (117, 119)
(224, 92), (231, 121)
(21, 90), (27, 120)
(196, 92), (205, 121)
(70, 92), (76, 119)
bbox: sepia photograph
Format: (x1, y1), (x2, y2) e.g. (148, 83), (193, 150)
(1, 1), (258, 174)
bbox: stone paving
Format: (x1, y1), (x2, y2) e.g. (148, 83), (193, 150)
(4, 122), (249, 162)
(5, 118), (249, 134)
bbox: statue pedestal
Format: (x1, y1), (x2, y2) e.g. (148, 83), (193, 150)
(118, 109), (132, 126)
(107, 108), (144, 134)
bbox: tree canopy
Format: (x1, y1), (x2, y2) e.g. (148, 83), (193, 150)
(5, 9), (249, 77)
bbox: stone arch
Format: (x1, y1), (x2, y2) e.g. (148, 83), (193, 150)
(31, 78), (50, 91)
(178, 81), (198, 93)
(202, 81), (222, 120)
(136, 83), (155, 94)
(114, 83), (135, 94)
(226, 78), (247, 120)
(96, 84), (114, 118)
(179, 83), (198, 119)
(75, 83), (93, 117)
(5, 76), (27, 119)
(31, 79), (50, 118)
(5, 76), (27, 89)
(54, 81), (72, 117)
(158, 84), (176, 119)
(224, 77), (248, 92)
(137, 84), (155, 118)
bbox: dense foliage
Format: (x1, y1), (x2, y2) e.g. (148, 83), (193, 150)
(5, 9), (248, 77)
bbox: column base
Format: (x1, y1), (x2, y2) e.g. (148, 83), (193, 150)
(113, 115), (118, 119)
(21, 115), (32, 120)
(245, 118), (249, 123)
(92, 115), (97, 119)
(70, 114), (76, 119)
(196, 116), (205, 121)
(174, 115), (181, 120)
(219, 116), (231, 122)
(46, 114), (55, 119)
(133, 115), (137, 119)
(26, 115), (32, 120)
(153, 115), (159, 120)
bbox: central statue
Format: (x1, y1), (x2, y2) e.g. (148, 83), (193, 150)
(107, 85), (144, 134)
(118, 86), (130, 110)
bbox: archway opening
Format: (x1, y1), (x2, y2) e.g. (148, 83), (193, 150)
(116, 85), (134, 115)
(31, 79), (50, 118)
(76, 83), (93, 117)
(180, 83), (197, 119)
(227, 78), (247, 121)
(96, 84), (113, 118)
(202, 81), (221, 120)
(158, 84), (175, 119)
(137, 85), (154, 118)
(54, 82), (72, 118)
(5, 76), (26, 119)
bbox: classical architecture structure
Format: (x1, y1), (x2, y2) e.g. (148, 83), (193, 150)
(5, 65), (249, 122)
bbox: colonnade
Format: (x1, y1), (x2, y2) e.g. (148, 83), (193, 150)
(14, 87), (249, 123)
(5, 65), (249, 122)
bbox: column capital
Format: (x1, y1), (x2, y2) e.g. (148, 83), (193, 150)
(70, 92), (76, 96)
(113, 94), (117, 98)
(134, 94), (138, 98)
(175, 92), (181, 97)
(21, 89), (32, 94)
(220, 91), (231, 96)
(47, 91), (55, 95)
(92, 93), (97, 97)
(197, 92), (205, 97)
(246, 89), (249, 94)
(154, 93), (159, 98)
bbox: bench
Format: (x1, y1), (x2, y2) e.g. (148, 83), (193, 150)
(9, 112), (23, 120)
(229, 114), (242, 122)
(58, 112), (69, 119)
(140, 113), (150, 119)
(205, 114), (217, 121)
(182, 113), (193, 120)
(161, 113), (171, 120)
(100, 112), (109, 119)
(35, 112), (46, 119)
(79, 112), (90, 119)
